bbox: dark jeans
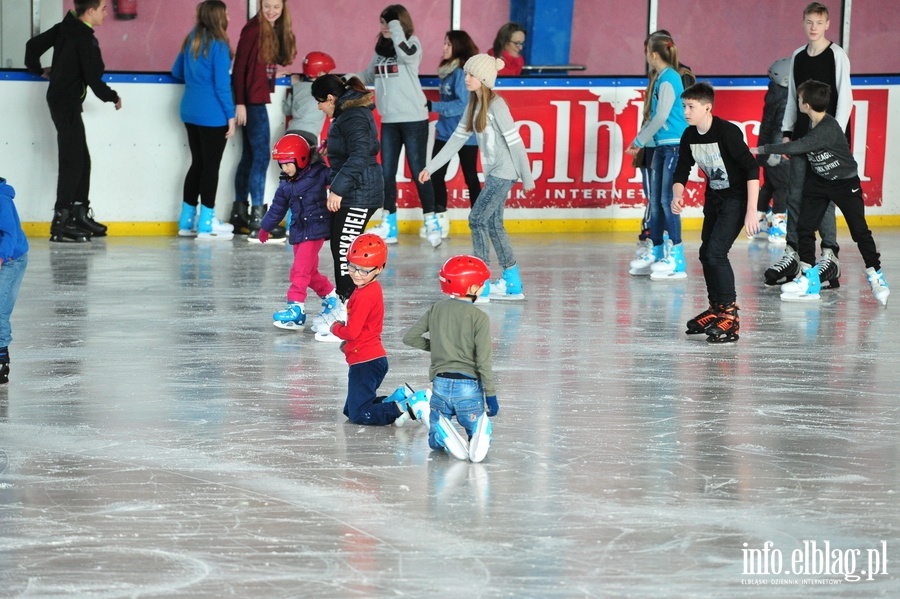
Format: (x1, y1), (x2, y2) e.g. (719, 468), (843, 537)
(430, 140), (481, 211)
(49, 104), (90, 211)
(235, 104), (270, 207)
(798, 175), (880, 270)
(330, 205), (378, 301)
(784, 154), (839, 253)
(698, 192), (746, 305)
(381, 120), (435, 213)
(343, 357), (399, 425)
(184, 123), (228, 209)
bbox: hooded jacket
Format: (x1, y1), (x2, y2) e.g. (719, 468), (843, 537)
(358, 20), (428, 124)
(24, 11), (119, 109)
(0, 178), (29, 264)
(261, 161), (331, 244)
(325, 89), (384, 209)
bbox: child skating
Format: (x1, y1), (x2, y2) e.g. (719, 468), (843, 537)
(258, 134), (334, 330)
(419, 54), (535, 301)
(403, 255), (498, 462)
(672, 83), (760, 343)
(321, 233), (430, 425)
(0, 176), (29, 384)
(751, 79), (889, 306)
(283, 51), (335, 147)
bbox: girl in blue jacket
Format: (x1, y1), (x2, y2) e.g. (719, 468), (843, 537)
(0, 177), (28, 384)
(172, 0), (236, 240)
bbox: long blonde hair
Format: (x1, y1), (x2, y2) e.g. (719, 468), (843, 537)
(181, 0), (232, 60)
(258, 1), (297, 65)
(465, 86), (497, 134)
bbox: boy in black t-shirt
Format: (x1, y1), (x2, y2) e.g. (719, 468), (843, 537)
(671, 82), (760, 343)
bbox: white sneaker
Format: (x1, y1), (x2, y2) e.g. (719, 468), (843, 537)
(424, 213), (442, 248)
(314, 331), (342, 343)
(866, 267), (890, 306)
(369, 220), (391, 238)
(437, 212), (450, 239)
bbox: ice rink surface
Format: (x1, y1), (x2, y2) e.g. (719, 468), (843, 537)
(1, 231), (898, 598)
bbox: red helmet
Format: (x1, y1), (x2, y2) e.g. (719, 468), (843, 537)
(303, 51), (336, 78)
(348, 234), (388, 269)
(439, 255), (490, 297)
(271, 134), (311, 169)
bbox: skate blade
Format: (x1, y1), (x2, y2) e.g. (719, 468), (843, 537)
(50, 234), (90, 243)
(780, 293), (821, 302)
(629, 267), (652, 276)
(650, 271), (687, 281)
(314, 332), (342, 343)
(436, 414), (469, 460)
(177, 229), (198, 237)
(490, 293), (525, 301)
(468, 414), (492, 463)
(196, 233), (234, 241)
(707, 334), (739, 344)
(273, 320), (304, 331)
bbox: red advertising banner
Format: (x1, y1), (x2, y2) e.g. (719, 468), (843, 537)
(388, 85), (888, 212)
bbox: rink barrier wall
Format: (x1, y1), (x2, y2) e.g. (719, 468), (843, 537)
(2, 72), (898, 236)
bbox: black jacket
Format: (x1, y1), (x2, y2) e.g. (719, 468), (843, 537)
(325, 89), (384, 209)
(24, 11), (119, 109)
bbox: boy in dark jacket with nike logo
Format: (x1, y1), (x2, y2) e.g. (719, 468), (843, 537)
(752, 80), (889, 306)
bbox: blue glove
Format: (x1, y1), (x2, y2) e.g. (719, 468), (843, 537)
(485, 396), (499, 416)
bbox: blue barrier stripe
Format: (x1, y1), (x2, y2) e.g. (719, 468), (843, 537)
(2, 70), (896, 86)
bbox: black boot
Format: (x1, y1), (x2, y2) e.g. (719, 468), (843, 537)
(229, 201), (250, 234)
(50, 208), (91, 243)
(1, 347), (9, 384)
(70, 204), (108, 237)
(248, 205), (286, 242)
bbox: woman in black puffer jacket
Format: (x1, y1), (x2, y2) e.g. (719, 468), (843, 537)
(310, 75), (384, 321)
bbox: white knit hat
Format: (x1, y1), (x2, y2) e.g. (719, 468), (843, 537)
(464, 54), (505, 89)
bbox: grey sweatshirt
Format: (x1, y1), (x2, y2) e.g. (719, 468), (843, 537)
(358, 20), (428, 124)
(759, 114), (857, 181)
(425, 95), (534, 187)
(283, 78), (326, 141)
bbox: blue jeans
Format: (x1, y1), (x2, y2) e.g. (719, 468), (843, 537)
(343, 357), (400, 426)
(648, 144), (681, 246)
(235, 104), (270, 207)
(380, 120), (435, 213)
(0, 252), (28, 347)
(428, 376), (485, 451)
(699, 193), (745, 305)
(469, 176), (516, 270)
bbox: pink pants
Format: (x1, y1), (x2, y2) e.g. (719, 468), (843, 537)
(287, 239), (334, 303)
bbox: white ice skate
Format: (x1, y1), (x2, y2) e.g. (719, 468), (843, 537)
(468, 413), (492, 463)
(435, 413), (469, 460)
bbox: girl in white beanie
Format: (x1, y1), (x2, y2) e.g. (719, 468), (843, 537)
(419, 54), (535, 301)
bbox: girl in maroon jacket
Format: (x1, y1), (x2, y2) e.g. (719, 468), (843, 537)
(231, 0), (296, 238)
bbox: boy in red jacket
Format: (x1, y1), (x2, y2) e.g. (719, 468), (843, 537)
(321, 234), (427, 425)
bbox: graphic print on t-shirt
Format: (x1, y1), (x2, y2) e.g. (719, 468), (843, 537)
(690, 143), (731, 190)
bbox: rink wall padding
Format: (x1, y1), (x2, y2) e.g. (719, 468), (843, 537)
(2, 72), (899, 236)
